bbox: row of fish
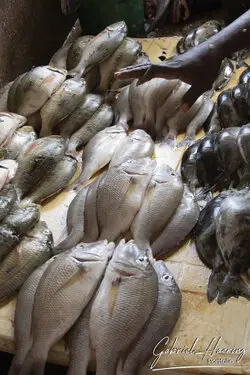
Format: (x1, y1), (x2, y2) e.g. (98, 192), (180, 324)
(9, 240), (181, 375)
(56, 158), (200, 258)
(0, 184), (54, 303)
(115, 77), (214, 147)
(195, 188), (250, 304)
(181, 124), (250, 196)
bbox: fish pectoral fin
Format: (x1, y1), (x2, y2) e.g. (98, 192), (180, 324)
(108, 277), (121, 317)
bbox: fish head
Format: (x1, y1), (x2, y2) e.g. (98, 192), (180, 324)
(120, 157), (156, 177)
(72, 241), (115, 263)
(154, 261), (180, 293)
(152, 164), (178, 184)
(129, 129), (152, 143)
(107, 21), (128, 36)
(112, 240), (152, 275)
(26, 135), (66, 156)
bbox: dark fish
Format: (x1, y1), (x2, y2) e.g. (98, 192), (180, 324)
(217, 90), (242, 128)
(238, 124), (250, 184)
(181, 139), (202, 191)
(239, 68), (250, 85)
(213, 58), (234, 91)
(0, 185), (17, 222)
(216, 189), (250, 304)
(194, 192), (230, 302)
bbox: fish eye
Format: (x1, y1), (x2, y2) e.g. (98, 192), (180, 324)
(163, 274), (171, 281)
(138, 257), (146, 262)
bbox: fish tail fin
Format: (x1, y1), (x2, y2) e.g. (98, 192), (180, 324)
(217, 273), (250, 305)
(18, 348), (47, 375)
(207, 269), (226, 303)
(53, 230), (83, 255)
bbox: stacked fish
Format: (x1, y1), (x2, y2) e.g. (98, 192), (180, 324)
(55, 158), (200, 258)
(194, 188), (250, 305)
(115, 77), (214, 147)
(0, 185), (53, 304)
(206, 68), (250, 134)
(9, 240), (181, 375)
(181, 124), (250, 196)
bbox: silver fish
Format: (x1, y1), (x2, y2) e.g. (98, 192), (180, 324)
(23, 155), (77, 204)
(118, 261), (182, 375)
(99, 38), (141, 93)
(114, 85), (132, 127)
(18, 241), (115, 375)
(151, 186), (200, 258)
(109, 129), (154, 168)
(53, 185), (89, 255)
(8, 66), (67, 117)
(60, 94), (103, 139)
(6, 126), (37, 160)
(40, 78), (87, 137)
(69, 22), (127, 77)
(89, 239), (158, 375)
(70, 125), (127, 188)
(67, 36), (94, 71)
(97, 158), (156, 241)
(66, 104), (113, 156)
(0, 112), (27, 147)
(12, 136), (66, 199)
(8, 258), (55, 375)
(0, 221), (53, 304)
(131, 164), (184, 249)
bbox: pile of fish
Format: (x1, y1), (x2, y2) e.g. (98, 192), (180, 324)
(206, 68), (250, 133)
(115, 78), (214, 147)
(55, 158), (200, 258)
(194, 188), (250, 304)
(0, 184), (53, 304)
(181, 124), (250, 196)
(9, 240), (181, 375)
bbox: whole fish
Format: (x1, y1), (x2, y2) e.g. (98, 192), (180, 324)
(114, 86), (132, 127)
(40, 78), (87, 137)
(97, 158), (156, 241)
(23, 155), (77, 204)
(18, 241), (115, 375)
(217, 90), (240, 129)
(181, 139), (202, 191)
(6, 126), (37, 160)
(143, 78), (179, 133)
(131, 164), (184, 249)
(118, 261), (181, 375)
(151, 186), (200, 258)
(8, 66), (67, 117)
(194, 192), (230, 302)
(89, 239), (158, 375)
(216, 190), (250, 304)
(0, 160), (18, 189)
(53, 185), (90, 255)
(67, 36), (94, 71)
(177, 96), (214, 147)
(0, 81), (13, 112)
(99, 38), (141, 93)
(8, 258), (55, 375)
(66, 104), (113, 155)
(0, 185), (17, 222)
(0, 221), (53, 304)
(109, 129), (154, 168)
(70, 125), (127, 188)
(12, 136), (66, 199)
(0, 112), (27, 147)
(69, 22), (127, 77)
(156, 81), (190, 140)
(60, 94), (103, 139)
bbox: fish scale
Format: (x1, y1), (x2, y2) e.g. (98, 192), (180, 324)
(90, 240), (158, 375)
